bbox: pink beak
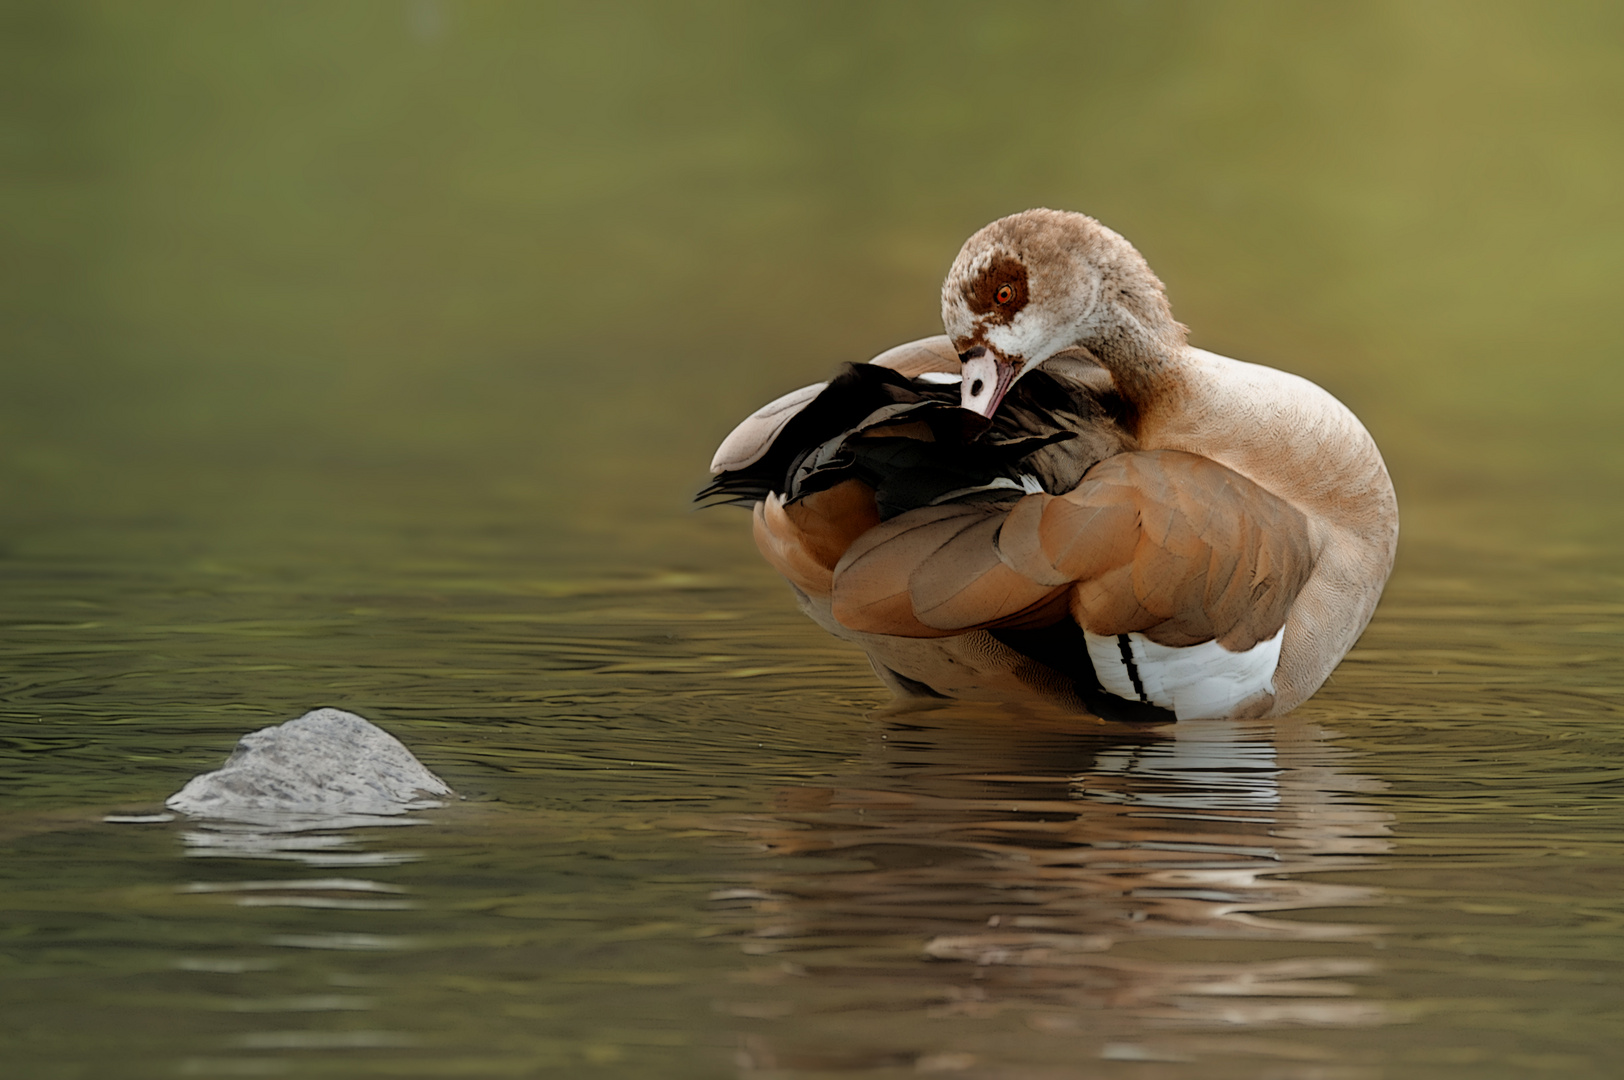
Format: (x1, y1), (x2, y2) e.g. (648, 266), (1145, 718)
(959, 348), (1020, 417)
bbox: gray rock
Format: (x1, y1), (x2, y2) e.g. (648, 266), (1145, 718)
(167, 708), (453, 822)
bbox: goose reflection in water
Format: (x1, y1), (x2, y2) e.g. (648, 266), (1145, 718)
(711, 709), (1395, 1076)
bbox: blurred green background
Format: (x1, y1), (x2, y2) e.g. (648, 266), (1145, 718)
(3, 6), (1623, 1076)
(4, 0), (1620, 575)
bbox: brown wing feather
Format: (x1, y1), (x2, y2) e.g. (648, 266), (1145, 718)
(753, 480), (881, 599)
(831, 502), (1067, 636)
(904, 512), (1065, 630)
(827, 450), (1313, 651)
(1043, 451), (1313, 649)
(831, 505), (994, 636)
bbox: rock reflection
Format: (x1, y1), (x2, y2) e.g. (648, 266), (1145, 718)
(177, 816), (425, 867)
(712, 706), (1394, 1075)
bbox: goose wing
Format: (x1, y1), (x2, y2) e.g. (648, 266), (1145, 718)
(708, 336), (961, 478)
(830, 450), (1314, 651)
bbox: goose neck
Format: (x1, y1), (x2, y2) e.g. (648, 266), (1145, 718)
(1081, 301), (1185, 408)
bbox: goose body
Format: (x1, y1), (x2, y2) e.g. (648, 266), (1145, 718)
(704, 210), (1397, 720)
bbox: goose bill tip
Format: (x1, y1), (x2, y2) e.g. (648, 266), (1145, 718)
(960, 353), (1020, 417)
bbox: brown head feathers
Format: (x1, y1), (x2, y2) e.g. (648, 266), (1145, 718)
(942, 209), (1188, 400)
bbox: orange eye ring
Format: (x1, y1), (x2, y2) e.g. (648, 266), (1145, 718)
(995, 283), (1015, 305)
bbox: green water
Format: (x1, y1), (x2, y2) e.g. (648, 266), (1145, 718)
(3, 2), (1622, 1076)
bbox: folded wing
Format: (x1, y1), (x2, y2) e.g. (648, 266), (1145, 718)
(831, 450), (1313, 652)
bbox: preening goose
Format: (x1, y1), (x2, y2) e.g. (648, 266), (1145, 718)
(703, 210), (1398, 720)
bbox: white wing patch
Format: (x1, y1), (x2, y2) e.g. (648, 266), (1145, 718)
(1084, 629), (1283, 721)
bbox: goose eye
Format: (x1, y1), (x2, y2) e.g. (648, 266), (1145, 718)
(995, 284), (1015, 305)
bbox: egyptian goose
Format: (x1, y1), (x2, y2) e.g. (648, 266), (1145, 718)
(703, 210), (1398, 720)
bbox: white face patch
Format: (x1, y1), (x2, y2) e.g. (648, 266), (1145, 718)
(914, 371), (962, 385)
(981, 308), (1077, 381)
(981, 320), (1028, 360)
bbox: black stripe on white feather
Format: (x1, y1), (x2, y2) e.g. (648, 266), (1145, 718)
(1115, 633), (1151, 703)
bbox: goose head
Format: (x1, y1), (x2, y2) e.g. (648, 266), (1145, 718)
(942, 209), (1187, 417)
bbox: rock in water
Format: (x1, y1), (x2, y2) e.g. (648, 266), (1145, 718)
(166, 708), (453, 820)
